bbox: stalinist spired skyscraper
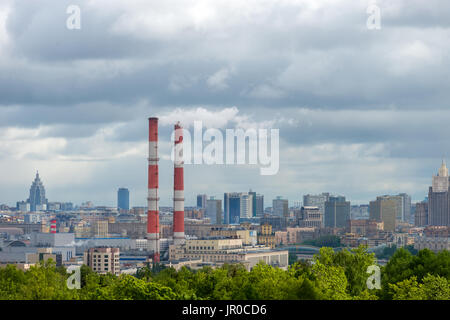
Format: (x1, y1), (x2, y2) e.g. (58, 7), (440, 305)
(428, 161), (450, 226)
(28, 171), (48, 212)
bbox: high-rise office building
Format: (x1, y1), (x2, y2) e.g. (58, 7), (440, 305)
(240, 193), (254, 219)
(255, 194), (264, 217)
(415, 201), (428, 227)
(249, 190), (257, 217)
(197, 194), (207, 209)
(223, 192), (254, 224)
(273, 196), (289, 217)
(369, 197), (397, 232)
(398, 193), (412, 223)
(324, 196), (350, 228)
(117, 188), (130, 211)
(224, 193), (241, 224)
(206, 197), (222, 224)
(428, 161), (450, 226)
(28, 171), (48, 212)
(375, 195), (403, 221)
(303, 193), (329, 216)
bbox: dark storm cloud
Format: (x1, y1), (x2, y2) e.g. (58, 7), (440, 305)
(1, 0), (449, 111)
(1, 0), (449, 205)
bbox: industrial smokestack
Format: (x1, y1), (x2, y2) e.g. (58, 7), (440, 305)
(173, 122), (185, 245)
(50, 219), (56, 234)
(147, 117), (160, 262)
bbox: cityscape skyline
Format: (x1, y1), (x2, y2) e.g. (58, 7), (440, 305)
(0, 1), (449, 303)
(1, 162), (442, 209)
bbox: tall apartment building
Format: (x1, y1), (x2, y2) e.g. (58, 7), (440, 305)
(273, 197), (289, 217)
(303, 193), (329, 216)
(206, 198), (222, 224)
(324, 196), (350, 228)
(83, 247), (120, 275)
(240, 193), (254, 220)
(369, 197), (397, 232)
(428, 161), (450, 226)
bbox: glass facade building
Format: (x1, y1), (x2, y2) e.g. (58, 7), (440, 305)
(117, 188), (130, 211)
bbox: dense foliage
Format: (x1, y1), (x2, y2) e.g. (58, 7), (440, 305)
(0, 246), (448, 300)
(374, 244), (418, 260)
(302, 235), (341, 248)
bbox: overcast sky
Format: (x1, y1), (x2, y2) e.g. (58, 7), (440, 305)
(0, 0), (449, 207)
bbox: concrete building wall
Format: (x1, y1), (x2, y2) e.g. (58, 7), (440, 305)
(370, 199), (397, 232)
(31, 233), (75, 247)
(84, 247), (120, 275)
(415, 202), (429, 227)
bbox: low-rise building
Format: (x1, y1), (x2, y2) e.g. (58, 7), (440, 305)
(26, 248), (63, 266)
(169, 237), (288, 270)
(257, 223), (276, 248)
(275, 231), (288, 245)
(414, 226), (449, 252)
(298, 206), (323, 228)
(347, 219), (384, 237)
(84, 247), (120, 275)
(210, 227), (257, 246)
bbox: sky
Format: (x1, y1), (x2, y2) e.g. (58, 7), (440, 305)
(0, 0), (449, 207)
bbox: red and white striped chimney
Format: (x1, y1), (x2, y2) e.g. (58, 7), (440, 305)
(173, 122), (185, 245)
(50, 219), (57, 234)
(147, 117), (160, 262)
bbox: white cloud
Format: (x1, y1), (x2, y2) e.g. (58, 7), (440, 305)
(207, 67), (234, 91)
(158, 107), (239, 128)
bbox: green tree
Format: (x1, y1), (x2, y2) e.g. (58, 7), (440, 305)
(390, 274), (450, 300)
(0, 264), (26, 299)
(314, 246), (376, 296)
(21, 260), (74, 300)
(310, 260), (349, 300)
(421, 274), (450, 300)
(381, 248), (450, 299)
(389, 276), (425, 300)
(106, 274), (176, 300)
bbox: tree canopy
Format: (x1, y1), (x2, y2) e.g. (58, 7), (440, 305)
(0, 246), (448, 300)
